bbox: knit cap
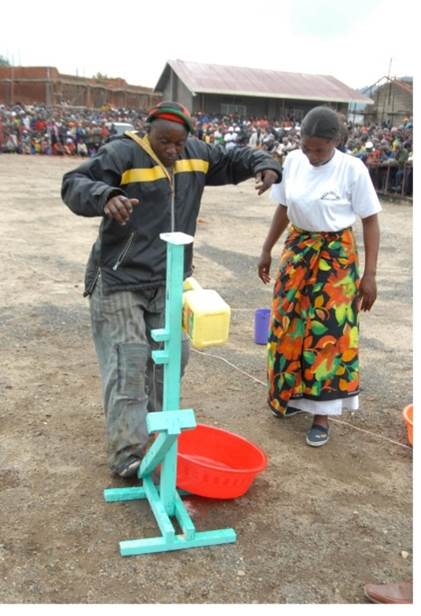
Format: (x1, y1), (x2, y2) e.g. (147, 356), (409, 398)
(146, 101), (194, 133)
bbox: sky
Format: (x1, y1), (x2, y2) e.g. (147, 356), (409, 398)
(1, 0), (416, 91)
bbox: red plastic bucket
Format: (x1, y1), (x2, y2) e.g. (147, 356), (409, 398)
(403, 404), (413, 446)
(176, 423), (267, 499)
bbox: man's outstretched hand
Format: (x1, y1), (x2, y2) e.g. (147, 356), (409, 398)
(255, 170), (280, 195)
(104, 195), (140, 225)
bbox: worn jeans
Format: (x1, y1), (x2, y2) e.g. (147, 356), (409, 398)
(90, 277), (190, 473)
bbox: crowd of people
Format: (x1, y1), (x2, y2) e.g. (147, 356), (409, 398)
(193, 111), (413, 196)
(0, 103), (143, 157)
(0, 102), (413, 195)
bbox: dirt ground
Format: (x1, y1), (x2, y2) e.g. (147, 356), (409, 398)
(0, 154), (413, 605)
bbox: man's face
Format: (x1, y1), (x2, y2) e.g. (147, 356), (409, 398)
(148, 121), (188, 167)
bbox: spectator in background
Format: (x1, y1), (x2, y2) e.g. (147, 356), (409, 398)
(0, 102), (413, 200)
(249, 128), (259, 148)
(388, 142), (409, 193)
(224, 126), (237, 150)
(364, 142), (380, 166)
(336, 112), (349, 153)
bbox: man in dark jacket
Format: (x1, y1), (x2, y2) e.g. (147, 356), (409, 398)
(62, 101), (282, 478)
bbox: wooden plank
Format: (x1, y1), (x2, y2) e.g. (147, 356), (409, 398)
(120, 529), (237, 556)
(103, 487), (146, 502)
(143, 477), (175, 541)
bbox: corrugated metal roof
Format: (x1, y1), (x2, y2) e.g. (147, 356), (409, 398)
(380, 78), (413, 95)
(155, 60), (373, 105)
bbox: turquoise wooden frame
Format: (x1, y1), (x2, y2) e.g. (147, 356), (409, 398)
(104, 232), (236, 555)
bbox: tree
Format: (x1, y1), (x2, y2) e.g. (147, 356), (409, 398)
(0, 55), (11, 66)
(93, 72), (109, 81)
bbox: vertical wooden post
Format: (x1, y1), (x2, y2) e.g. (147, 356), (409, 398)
(158, 233), (187, 517)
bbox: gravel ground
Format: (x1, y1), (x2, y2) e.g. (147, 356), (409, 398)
(0, 154), (413, 605)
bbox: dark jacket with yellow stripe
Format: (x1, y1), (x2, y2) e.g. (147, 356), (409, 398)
(61, 132), (282, 295)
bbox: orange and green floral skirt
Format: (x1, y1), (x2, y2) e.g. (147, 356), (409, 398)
(268, 225), (360, 415)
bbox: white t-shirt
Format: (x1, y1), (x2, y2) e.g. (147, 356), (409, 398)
(270, 148), (382, 232)
(224, 132), (235, 143)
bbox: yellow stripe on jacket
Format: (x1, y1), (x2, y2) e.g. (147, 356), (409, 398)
(174, 159), (209, 174)
(120, 159), (209, 185)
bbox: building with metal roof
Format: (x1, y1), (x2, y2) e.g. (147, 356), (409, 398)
(155, 59), (373, 120)
(348, 76), (413, 125)
(366, 77), (412, 125)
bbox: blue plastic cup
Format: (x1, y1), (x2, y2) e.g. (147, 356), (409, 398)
(254, 308), (271, 344)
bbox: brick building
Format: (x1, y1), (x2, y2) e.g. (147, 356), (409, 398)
(0, 66), (160, 109)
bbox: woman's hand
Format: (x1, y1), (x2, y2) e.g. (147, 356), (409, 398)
(358, 273), (377, 311)
(360, 214), (380, 311)
(258, 249), (272, 284)
(257, 205), (288, 284)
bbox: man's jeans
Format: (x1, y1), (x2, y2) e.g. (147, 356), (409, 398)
(90, 277), (190, 473)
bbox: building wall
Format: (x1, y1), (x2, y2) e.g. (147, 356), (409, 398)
(176, 79), (193, 111)
(369, 82), (412, 123)
(192, 92), (347, 120)
(160, 71), (193, 109)
(0, 66), (160, 109)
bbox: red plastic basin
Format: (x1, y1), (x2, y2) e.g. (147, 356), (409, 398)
(176, 423), (267, 499)
(403, 404), (413, 446)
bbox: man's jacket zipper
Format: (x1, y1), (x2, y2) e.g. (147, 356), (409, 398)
(112, 231), (135, 271)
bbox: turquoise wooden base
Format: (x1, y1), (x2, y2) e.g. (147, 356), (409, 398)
(104, 478), (236, 556)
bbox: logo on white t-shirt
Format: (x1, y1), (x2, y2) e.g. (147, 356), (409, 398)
(320, 190), (341, 200)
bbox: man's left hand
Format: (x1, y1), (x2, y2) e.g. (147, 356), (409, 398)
(255, 170), (280, 195)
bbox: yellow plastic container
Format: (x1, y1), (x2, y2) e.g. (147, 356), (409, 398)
(183, 288), (231, 349)
(183, 276), (202, 292)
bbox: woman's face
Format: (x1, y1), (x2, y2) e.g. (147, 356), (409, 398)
(301, 135), (337, 167)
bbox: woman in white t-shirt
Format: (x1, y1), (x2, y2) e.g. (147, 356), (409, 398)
(258, 106), (381, 447)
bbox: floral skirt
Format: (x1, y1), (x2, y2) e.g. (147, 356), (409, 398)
(268, 225), (360, 415)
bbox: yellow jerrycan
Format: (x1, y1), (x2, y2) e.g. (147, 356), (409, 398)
(182, 277), (231, 349)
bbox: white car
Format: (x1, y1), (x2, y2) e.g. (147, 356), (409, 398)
(111, 122), (134, 135)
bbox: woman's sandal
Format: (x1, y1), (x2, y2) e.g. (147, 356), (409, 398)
(306, 423), (330, 447)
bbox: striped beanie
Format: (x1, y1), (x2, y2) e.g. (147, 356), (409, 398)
(146, 101), (194, 133)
